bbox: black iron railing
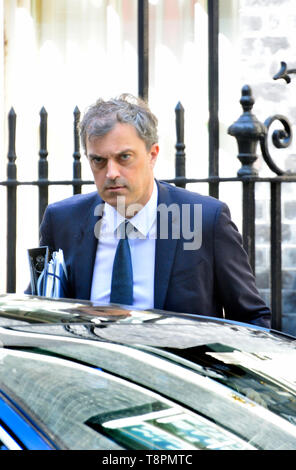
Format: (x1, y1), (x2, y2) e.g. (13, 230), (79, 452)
(3, 79), (296, 332)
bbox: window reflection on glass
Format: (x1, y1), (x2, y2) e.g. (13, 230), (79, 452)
(1, 342), (296, 450)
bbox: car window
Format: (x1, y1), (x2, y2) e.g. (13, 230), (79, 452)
(0, 348), (254, 450)
(1, 341), (296, 450)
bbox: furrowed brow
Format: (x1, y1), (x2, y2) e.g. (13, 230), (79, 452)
(117, 148), (133, 155)
(88, 153), (104, 159)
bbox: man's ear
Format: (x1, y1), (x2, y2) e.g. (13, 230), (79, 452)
(149, 143), (159, 168)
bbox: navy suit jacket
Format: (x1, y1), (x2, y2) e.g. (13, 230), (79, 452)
(37, 180), (271, 328)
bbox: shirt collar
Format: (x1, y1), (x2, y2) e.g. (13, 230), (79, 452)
(102, 180), (158, 237)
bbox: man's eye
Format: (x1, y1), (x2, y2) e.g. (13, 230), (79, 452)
(120, 154), (131, 161)
(91, 156), (104, 165)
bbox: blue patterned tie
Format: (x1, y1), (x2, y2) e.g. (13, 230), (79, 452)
(110, 220), (133, 305)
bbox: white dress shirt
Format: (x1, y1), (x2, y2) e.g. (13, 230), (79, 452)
(90, 181), (158, 308)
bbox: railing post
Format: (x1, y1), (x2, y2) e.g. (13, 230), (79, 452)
(38, 107), (48, 226)
(175, 102), (186, 188)
(270, 181), (282, 331)
(138, 0), (149, 101)
(6, 108), (17, 293)
(73, 106), (81, 195)
(242, 180), (255, 273)
(208, 0), (219, 199)
(228, 85), (267, 273)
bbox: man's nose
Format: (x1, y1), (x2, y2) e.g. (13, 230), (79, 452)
(106, 159), (120, 180)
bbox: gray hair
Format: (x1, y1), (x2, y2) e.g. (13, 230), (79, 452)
(80, 93), (158, 152)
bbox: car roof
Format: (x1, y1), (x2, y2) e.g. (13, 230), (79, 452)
(0, 293), (295, 354)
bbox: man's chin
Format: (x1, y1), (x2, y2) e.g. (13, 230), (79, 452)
(101, 193), (144, 218)
(102, 191), (129, 211)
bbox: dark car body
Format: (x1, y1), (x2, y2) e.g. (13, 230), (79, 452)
(0, 293), (295, 450)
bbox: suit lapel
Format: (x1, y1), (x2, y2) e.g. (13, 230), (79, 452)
(73, 193), (104, 300)
(154, 181), (178, 309)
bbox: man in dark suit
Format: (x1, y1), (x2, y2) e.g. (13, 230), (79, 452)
(38, 94), (271, 328)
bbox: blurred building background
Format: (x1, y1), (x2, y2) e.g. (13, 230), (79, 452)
(1, 0), (296, 333)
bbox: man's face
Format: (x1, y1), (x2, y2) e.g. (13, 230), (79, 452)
(86, 123), (159, 216)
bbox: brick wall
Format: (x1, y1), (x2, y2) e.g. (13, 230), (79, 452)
(237, 0), (296, 334)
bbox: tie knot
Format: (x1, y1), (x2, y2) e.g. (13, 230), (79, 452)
(117, 220), (133, 239)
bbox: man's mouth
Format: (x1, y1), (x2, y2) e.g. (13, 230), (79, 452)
(105, 185), (126, 191)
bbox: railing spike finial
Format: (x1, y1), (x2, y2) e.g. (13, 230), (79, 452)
(38, 107), (48, 225)
(240, 84), (255, 112)
(175, 101), (186, 188)
(39, 106), (48, 161)
(8, 107), (17, 166)
(73, 105), (82, 194)
(228, 85), (267, 177)
(73, 105), (81, 161)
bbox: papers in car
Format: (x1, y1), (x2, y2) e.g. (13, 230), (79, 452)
(28, 246), (68, 298)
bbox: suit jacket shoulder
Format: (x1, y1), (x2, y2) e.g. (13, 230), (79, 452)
(157, 180), (227, 218)
(157, 179), (227, 231)
(45, 191), (101, 215)
(158, 179), (223, 206)
(40, 191), (102, 249)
